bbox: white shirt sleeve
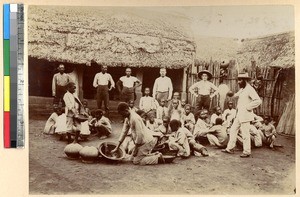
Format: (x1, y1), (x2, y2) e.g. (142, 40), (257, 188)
(152, 79), (158, 97)
(168, 77), (173, 100)
(93, 73), (98, 88)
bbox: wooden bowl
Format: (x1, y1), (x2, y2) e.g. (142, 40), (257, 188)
(98, 141), (125, 162)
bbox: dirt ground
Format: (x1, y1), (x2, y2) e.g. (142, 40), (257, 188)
(29, 113), (295, 195)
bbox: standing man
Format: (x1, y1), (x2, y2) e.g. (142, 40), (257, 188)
(52, 64), (72, 106)
(222, 72), (262, 158)
(117, 68), (142, 103)
(152, 68), (173, 103)
(93, 65), (115, 116)
(189, 70), (218, 111)
(112, 102), (164, 165)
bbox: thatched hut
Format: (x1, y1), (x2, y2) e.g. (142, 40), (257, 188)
(28, 6), (196, 104)
(192, 31), (295, 136)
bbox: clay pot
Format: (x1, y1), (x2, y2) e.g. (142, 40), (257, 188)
(64, 143), (83, 159)
(79, 146), (99, 164)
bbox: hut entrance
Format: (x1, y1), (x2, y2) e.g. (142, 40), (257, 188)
(141, 68), (184, 96)
(28, 57), (77, 97)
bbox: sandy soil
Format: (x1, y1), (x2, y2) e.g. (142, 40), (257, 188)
(29, 114), (295, 195)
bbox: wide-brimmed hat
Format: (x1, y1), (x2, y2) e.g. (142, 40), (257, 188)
(237, 72), (251, 80)
(198, 70), (213, 80)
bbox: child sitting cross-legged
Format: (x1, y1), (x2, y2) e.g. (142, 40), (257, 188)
(205, 118), (228, 148)
(167, 119), (209, 157)
(146, 112), (163, 132)
(181, 104), (195, 133)
(168, 119), (191, 157)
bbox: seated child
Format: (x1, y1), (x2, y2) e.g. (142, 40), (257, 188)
(80, 100), (92, 139)
(168, 119), (209, 157)
(180, 99), (186, 113)
(156, 98), (169, 120)
(168, 119), (190, 157)
(194, 110), (211, 139)
(205, 118), (228, 148)
(222, 101), (237, 131)
(210, 106), (223, 125)
(82, 100), (91, 117)
(169, 99), (182, 121)
(146, 112), (163, 131)
(261, 116), (277, 149)
(89, 109), (112, 140)
(139, 87), (157, 114)
(44, 104), (59, 134)
(181, 104), (195, 133)
(54, 107), (68, 139)
(128, 100), (138, 112)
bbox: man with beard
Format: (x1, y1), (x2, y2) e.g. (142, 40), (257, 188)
(93, 65), (115, 116)
(222, 72), (262, 158)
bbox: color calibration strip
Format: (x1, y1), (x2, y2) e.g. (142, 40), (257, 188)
(3, 4), (25, 148)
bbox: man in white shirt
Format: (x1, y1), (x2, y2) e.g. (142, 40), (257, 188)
(222, 72), (262, 158)
(117, 68), (141, 103)
(52, 64), (72, 106)
(189, 70), (218, 111)
(152, 68), (173, 103)
(93, 65), (115, 115)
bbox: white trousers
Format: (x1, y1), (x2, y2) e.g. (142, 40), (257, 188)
(226, 118), (251, 155)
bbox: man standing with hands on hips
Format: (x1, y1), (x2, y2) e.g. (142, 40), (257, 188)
(189, 69), (218, 111)
(117, 67), (142, 103)
(152, 68), (173, 104)
(222, 72), (262, 158)
(93, 65), (115, 117)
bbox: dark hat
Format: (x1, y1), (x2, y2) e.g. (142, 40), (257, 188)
(237, 72), (251, 80)
(198, 70), (213, 80)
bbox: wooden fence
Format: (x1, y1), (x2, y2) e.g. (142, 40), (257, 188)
(186, 59), (285, 122)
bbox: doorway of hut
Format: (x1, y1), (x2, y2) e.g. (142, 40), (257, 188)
(141, 68), (184, 97)
(28, 57), (80, 98)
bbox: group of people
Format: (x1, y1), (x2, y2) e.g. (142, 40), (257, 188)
(45, 64), (278, 165)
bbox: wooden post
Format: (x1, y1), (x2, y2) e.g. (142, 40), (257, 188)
(77, 65), (84, 100)
(135, 69), (143, 105)
(181, 67), (187, 100)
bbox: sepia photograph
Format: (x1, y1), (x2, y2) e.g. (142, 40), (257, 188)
(28, 5), (295, 195)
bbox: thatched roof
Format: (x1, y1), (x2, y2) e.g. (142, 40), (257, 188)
(195, 31), (294, 69)
(28, 6), (196, 69)
(237, 31), (295, 69)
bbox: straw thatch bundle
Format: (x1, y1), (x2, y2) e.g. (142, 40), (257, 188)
(28, 6), (196, 68)
(276, 94), (295, 136)
(236, 31), (295, 69)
